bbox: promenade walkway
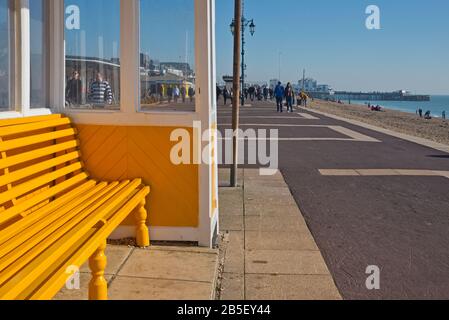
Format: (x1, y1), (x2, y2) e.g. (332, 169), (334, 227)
(218, 100), (449, 299)
(217, 169), (341, 300)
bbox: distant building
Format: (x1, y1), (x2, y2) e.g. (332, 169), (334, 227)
(160, 62), (194, 78)
(316, 84), (331, 93)
(299, 78), (317, 91)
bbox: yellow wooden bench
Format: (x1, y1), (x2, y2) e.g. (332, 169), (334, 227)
(0, 114), (150, 300)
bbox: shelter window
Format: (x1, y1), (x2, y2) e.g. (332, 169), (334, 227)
(64, 0), (121, 110)
(30, 0), (49, 109)
(139, 0), (196, 112)
(0, 0), (12, 111)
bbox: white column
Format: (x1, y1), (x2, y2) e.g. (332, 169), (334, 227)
(120, 0), (140, 114)
(196, 0), (217, 247)
(47, 0), (65, 112)
(18, 0), (30, 112)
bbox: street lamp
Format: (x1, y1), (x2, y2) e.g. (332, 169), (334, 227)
(230, 13), (255, 106)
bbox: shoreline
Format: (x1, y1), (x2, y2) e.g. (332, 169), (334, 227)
(348, 100), (445, 118)
(309, 99), (449, 146)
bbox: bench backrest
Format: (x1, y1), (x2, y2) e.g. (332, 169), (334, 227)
(0, 114), (88, 227)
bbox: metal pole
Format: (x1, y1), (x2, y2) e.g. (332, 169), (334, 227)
(241, 17), (245, 107)
(230, 0), (242, 187)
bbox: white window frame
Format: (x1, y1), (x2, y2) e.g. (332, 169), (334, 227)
(0, 0), (212, 127)
(0, 0), (51, 119)
(60, 0), (209, 128)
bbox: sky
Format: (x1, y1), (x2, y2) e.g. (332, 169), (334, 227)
(63, 0), (449, 95)
(215, 0), (449, 94)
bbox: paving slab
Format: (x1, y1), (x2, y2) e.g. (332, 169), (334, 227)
(244, 187), (293, 199)
(220, 214), (244, 231)
(57, 245), (218, 300)
(244, 203), (301, 217)
(223, 231), (245, 275)
(109, 276), (213, 300)
(245, 215), (309, 232)
(218, 188), (244, 217)
(54, 273), (113, 301)
(245, 274), (342, 300)
(245, 250), (330, 275)
(118, 248), (218, 283)
(245, 230), (319, 252)
(79, 245), (133, 275)
(220, 273), (245, 300)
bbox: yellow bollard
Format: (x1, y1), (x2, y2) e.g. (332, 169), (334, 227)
(89, 240), (108, 300)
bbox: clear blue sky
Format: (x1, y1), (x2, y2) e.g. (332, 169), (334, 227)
(64, 0), (449, 95)
(216, 0), (449, 94)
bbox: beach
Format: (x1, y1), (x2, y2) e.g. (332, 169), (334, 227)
(309, 100), (449, 146)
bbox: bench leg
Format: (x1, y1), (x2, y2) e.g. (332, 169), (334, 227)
(135, 200), (150, 247)
(89, 240), (108, 300)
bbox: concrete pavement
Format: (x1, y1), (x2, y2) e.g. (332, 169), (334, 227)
(56, 245), (218, 300)
(216, 168), (341, 300)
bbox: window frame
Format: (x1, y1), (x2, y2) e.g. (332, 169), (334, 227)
(0, 0), (51, 119)
(0, 0), (216, 129)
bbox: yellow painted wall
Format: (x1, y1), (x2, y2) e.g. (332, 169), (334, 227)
(75, 124), (199, 228)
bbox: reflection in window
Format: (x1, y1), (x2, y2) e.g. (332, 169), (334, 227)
(64, 0), (120, 110)
(0, 0), (11, 111)
(140, 0), (195, 112)
(30, 0), (49, 109)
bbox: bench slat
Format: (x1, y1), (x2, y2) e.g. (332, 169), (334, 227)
(0, 151), (81, 188)
(0, 172), (89, 225)
(0, 162), (83, 208)
(0, 115), (62, 128)
(0, 118), (72, 137)
(0, 182), (119, 279)
(0, 181), (95, 244)
(29, 187), (150, 300)
(0, 180), (143, 299)
(0, 128), (77, 153)
(0, 180), (135, 278)
(0, 140), (79, 171)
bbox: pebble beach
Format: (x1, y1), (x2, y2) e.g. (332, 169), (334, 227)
(309, 100), (449, 146)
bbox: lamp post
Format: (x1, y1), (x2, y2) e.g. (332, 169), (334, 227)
(230, 5), (255, 106)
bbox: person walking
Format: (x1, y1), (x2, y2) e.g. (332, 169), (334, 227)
(180, 85), (187, 103)
(167, 86), (173, 103)
(188, 87), (195, 103)
(223, 87), (229, 106)
(274, 82), (285, 113)
(442, 110), (446, 120)
(88, 71), (113, 107)
(174, 86), (180, 103)
(66, 70), (82, 106)
(285, 82), (294, 113)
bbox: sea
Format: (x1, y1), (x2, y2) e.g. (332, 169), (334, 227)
(351, 95), (449, 118)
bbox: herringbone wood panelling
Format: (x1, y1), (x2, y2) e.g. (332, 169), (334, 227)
(76, 125), (199, 228)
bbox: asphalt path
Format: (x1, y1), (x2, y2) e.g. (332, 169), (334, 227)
(217, 100), (449, 299)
